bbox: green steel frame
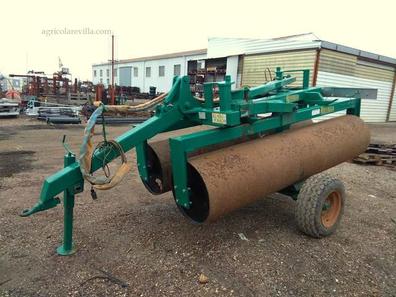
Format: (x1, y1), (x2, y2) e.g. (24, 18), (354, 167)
(21, 67), (364, 255)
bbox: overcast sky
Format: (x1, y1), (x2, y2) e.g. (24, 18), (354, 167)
(1, 0), (395, 81)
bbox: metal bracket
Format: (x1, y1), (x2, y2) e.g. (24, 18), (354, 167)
(62, 135), (74, 155)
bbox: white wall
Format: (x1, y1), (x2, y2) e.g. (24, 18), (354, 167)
(92, 64), (119, 86)
(226, 56), (239, 89)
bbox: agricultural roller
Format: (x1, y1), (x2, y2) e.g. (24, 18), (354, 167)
(21, 68), (373, 255)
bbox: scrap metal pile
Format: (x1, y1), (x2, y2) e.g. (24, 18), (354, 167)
(38, 107), (81, 124)
(21, 67), (374, 255)
(0, 98), (20, 117)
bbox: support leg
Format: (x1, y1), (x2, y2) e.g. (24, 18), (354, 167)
(57, 153), (76, 256)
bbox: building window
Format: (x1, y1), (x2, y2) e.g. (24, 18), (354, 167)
(94, 70), (97, 77)
(197, 60), (205, 70)
(106, 69), (110, 77)
(174, 64), (181, 76)
(159, 66), (165, 77)
(114, 68), (117, 77)
(100, 70), (103, 77)
(13, 80), (20, 87)
(100, 78), (103, 84)
(134, 67), (138, 77)
(146, 67), (151, 78)
(107, 79), (110, 85)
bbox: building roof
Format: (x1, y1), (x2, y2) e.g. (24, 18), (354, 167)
(93, 48), (207, 67)
(92, 34), (396, 68)
(320, 40), (396, 65)
(207, 33), (396, 66)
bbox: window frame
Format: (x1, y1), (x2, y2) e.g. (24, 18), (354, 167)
(159, 65), (165, 77)
(146, 67), (151, 78)
(174, 64), (181, 76)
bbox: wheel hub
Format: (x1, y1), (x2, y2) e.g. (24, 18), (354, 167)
(321, 191), (342, 228)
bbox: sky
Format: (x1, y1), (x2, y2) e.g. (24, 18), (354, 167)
(1, 0), (395, 81)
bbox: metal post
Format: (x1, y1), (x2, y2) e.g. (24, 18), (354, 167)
(312, 49), (321, 87)
(56, 152), (76, 256)
(386, 71), (396, 122)
(218, 76), (232, 111)
(275, 67), (283, 80)
(302, 70), (310, 89)
(111, 34), (115, 105)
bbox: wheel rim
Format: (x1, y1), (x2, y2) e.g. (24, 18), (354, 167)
(321, 191), (342, 228)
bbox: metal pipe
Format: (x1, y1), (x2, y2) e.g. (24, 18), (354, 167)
(180, 115), (370, 223)
(312, 49), (321, 86)
(46, 117), (81, 124)
(111, 35), (115, 105)
(386, 70), (396, 122)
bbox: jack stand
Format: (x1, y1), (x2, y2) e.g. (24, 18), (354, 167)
(56, 152), (76, 256)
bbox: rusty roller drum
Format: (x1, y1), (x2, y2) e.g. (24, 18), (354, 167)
(142, 140), (173, 194)
(142, 126), (212, 194)
(143, 135), (260, 194)
(143, 121), (313, 195)
(180, 115), (370, 223)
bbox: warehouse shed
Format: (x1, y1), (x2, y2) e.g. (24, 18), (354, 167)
(92, 33), (396, 122)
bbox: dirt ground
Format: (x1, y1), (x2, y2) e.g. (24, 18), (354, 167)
(0, 117), (395, 297)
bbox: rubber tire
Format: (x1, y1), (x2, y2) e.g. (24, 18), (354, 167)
(295, 173), (345, 238)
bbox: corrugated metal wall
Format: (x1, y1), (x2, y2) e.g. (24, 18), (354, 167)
(241, 50), (317, 87)
(317, 50), (395, 122)
(319, 50), (356, 76)
(316, 72), (393, 122)
(356, 63), (394, 82)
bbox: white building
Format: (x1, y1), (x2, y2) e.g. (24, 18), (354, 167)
(92, 49), (207, 92)
(92, 33), (396, 122)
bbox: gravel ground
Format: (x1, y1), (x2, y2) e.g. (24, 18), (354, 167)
(0, 117), (395, 297)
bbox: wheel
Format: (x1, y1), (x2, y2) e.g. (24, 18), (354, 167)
(295, 173), (345, 238)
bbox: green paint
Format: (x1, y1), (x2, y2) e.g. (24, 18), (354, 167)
(57, 153), (77, 256)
